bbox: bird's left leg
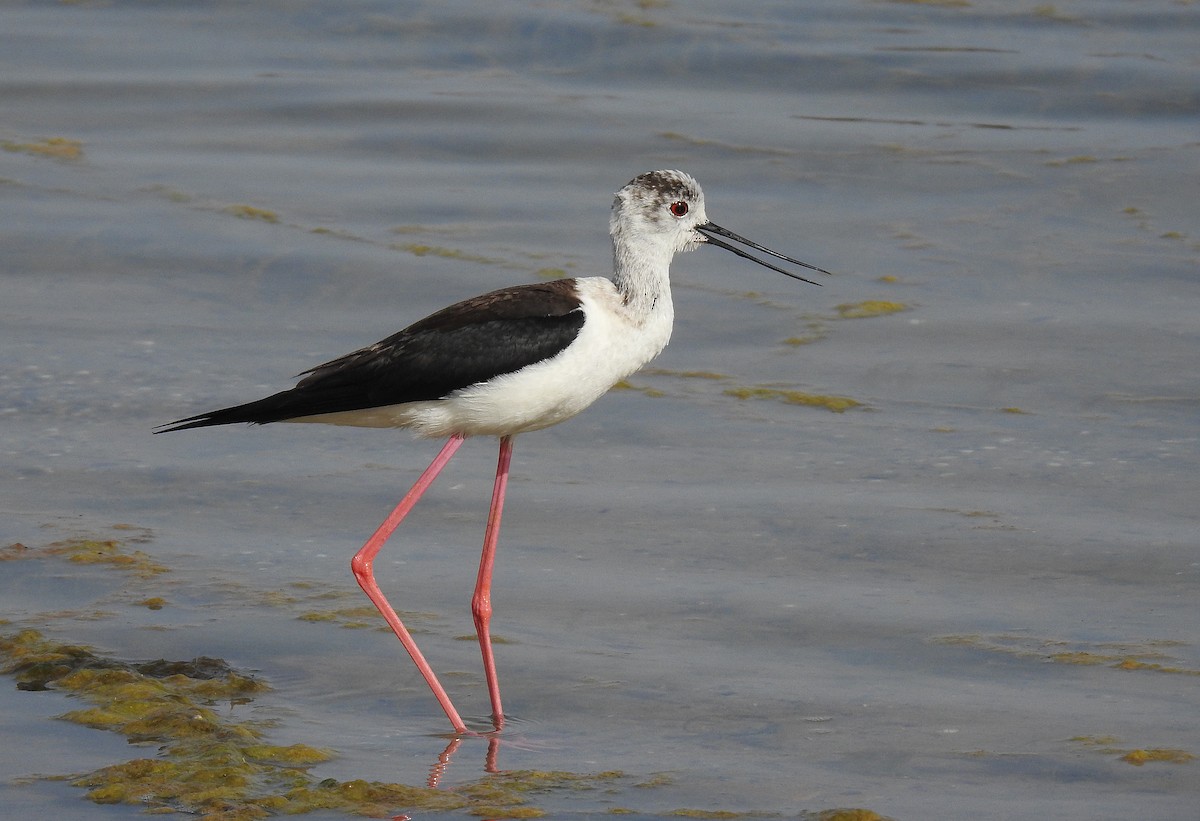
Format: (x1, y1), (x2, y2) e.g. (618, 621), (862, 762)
(472, 434), (514, 728)
(351, 434), (468, 733)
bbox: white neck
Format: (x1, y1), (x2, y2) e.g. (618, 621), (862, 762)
(610, 226), (676, 322)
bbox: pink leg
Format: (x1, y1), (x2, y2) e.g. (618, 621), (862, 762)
(351, 434), (468, 734)
(472, 435), (514, 727)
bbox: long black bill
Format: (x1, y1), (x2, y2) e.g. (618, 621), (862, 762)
(695, 222), (830, 286)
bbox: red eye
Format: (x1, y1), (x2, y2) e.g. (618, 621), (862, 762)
(669, 201), (689, 217)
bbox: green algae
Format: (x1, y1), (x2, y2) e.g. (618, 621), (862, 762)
(225, 204), (280, 223)
(297, 603), (444, 632)
(3, 534), (169, 577)
(777, 316), (835, 345)
(1120, 748), (1195, 766)
(64, 539), (169, 576)
(308, 225), (362, 240)
(212, 579), (379, 626)
(390, 242), (497, 264)
(1, 136), (83, 159)
(0, 628), (643, 818)
(616, 369), (861, 413)
(297, 604), (383, 629)
(629, 369), (729, 383)
(634, 772), (675, 788)
(454, 632), (515, 644)
(1044, 155), (1098, 166)
(143, 184), (197, 204)
(0, 629), (323, 816)
(612, 379), (666, 398)
(1113, 657), (1199, 675)
(454, 768), (623, 817)
(625, 365), (857, 412)
(0, 527), (893, 820)
(1029, 3), (1082, 22)
(1070, 734), (1122, 748)
(1069, 735), (1195, 767)
(834, 300), (909, 319)
(933, 633), (1200, 675)
(663, 810), (889, 821)
(723, 386), (862, 413)
(782, 332), (824, 346)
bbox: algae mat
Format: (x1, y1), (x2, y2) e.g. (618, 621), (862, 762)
(0, 529), (888, 821)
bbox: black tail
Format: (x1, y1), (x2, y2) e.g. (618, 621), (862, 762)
(155, 389), (305, 433)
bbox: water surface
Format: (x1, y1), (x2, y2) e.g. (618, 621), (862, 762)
(2, 2), (1197, 819)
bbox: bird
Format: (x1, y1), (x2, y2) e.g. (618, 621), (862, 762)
(157, 170), (829, 734)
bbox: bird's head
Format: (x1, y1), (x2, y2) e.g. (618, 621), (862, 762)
(611, 170), (830, 284)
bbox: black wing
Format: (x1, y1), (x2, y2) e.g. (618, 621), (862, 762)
(158, 280), (586, 432)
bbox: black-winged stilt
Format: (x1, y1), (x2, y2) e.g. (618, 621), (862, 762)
(158, 170), (829, 733)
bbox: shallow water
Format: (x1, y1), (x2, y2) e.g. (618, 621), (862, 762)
(2, 1), (1198, 819)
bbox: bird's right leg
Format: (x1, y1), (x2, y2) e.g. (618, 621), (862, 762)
(351, 433), (468, 733)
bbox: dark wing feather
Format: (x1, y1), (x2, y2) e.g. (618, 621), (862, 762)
(158, 281), (585, 432)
